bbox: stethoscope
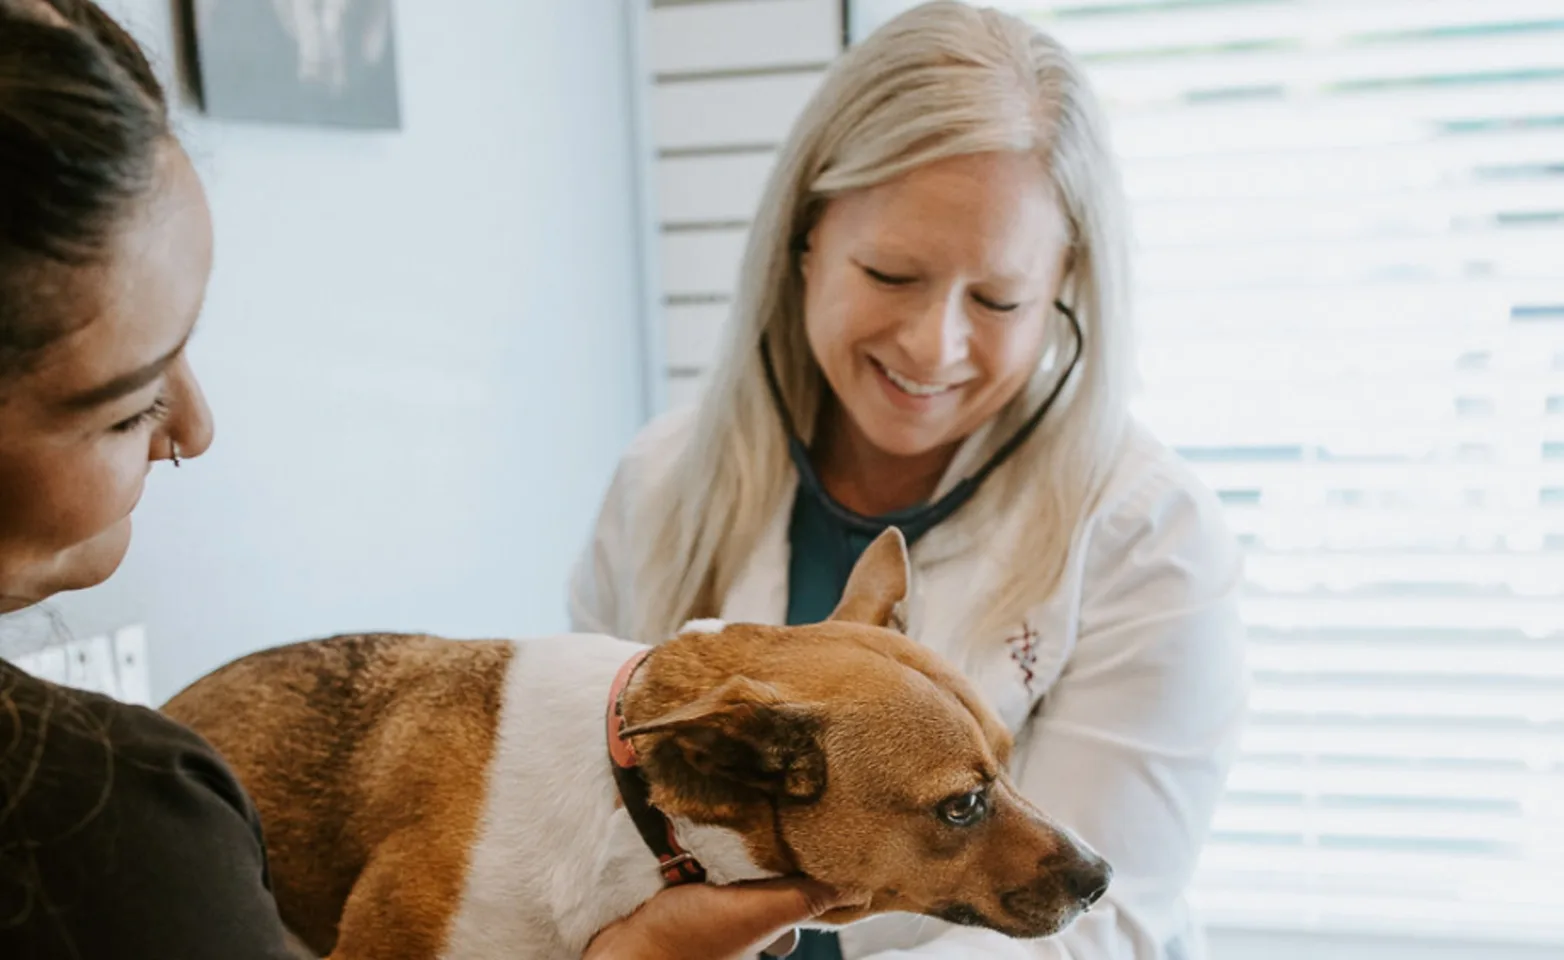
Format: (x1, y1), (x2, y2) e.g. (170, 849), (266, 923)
(759, 300), (1085, 546)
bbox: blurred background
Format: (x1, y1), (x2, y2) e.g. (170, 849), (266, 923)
(13, 2), (1564, 958)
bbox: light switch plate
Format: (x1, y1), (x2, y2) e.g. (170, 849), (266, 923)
(66, 633), (118, 698)
(19, 644), (69, 686)
(113, 625), (151, 706)
(10, 623), (151, 705)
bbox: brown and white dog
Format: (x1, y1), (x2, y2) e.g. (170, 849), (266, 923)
(163, 530), (1110, 960)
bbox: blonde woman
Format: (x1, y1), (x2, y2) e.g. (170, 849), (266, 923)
(572, 3), (1248, 958)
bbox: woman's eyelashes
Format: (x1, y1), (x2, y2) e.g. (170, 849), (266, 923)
(860, 265), (1022, 313)
(974, 294), (1021, 313)
(110, 394), (171, 434)
(863, 264), (916, 287)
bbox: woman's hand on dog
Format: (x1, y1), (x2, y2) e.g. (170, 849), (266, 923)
(584, 877), (845, 959)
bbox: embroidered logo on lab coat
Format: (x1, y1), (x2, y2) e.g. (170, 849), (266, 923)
(1006, 620), (1040, 694)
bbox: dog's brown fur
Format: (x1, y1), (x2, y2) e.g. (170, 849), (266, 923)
(166, 635), (513, 957)
(165, 530), (1108, 957)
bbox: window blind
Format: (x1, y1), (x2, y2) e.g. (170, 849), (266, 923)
(851, 0), (1564, 944)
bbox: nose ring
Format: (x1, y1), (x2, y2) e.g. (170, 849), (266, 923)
(171, 441), (181, 468)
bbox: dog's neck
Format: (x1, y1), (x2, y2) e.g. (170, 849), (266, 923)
(440, 636), (777, 959)
(566, 642), (781, 945)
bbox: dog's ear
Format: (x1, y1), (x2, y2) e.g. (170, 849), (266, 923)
(622, 676), (826, 802)
(830, 527), (910, 630)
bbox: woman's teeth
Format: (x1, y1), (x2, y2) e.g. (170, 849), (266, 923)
(880, 362), (952, 397)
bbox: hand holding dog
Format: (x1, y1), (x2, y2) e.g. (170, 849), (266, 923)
(584, 877), (845, 960)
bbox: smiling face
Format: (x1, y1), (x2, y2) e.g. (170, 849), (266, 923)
(0, 146), (215, 611)
(800, 151), (1072, 462)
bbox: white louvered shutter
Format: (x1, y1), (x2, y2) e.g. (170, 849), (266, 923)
(642, 0), (1564, 945)
(642, 0), (842, 408)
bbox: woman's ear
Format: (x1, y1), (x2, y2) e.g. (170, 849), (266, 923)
(1057, 240), (1078, 294)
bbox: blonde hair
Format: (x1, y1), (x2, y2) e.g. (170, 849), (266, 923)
(631, 1), (1135, 646)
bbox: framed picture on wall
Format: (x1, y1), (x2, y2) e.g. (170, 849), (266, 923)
(185, 0), (403, 129)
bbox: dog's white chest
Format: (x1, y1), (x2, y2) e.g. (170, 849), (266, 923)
(435, 637), (659, 959)
(434, 635), (780, 960)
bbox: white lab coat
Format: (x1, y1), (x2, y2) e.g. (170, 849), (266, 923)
(569, 407), (1249, 960)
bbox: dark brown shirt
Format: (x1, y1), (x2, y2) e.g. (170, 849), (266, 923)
(0, 658), (296, 959)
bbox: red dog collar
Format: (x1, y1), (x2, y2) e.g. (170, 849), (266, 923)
(607, 649), (707, 886)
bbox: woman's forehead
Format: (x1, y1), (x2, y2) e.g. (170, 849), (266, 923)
(821, 154), (1067, 274)
(19, 152), (211, 413)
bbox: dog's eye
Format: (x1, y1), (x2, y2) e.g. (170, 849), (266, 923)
(937, 789), (988, 827)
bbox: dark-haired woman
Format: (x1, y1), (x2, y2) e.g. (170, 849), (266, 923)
(0, 2), (835, 956)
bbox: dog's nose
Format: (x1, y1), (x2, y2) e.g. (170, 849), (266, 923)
(1061, 853), (1112, 908)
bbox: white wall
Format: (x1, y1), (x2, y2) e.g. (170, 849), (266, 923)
(47, 0), (650, 701)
